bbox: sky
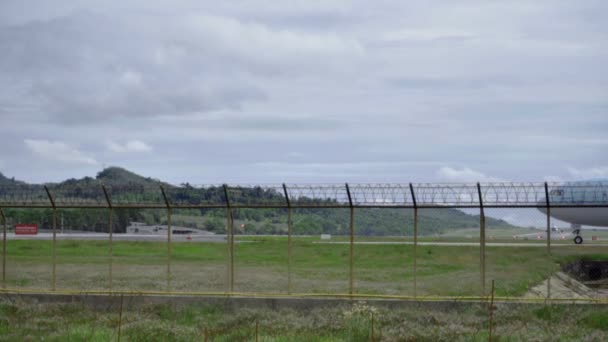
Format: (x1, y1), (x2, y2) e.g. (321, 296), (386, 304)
(0, 0), (607, 185)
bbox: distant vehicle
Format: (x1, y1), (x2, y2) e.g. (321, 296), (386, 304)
(538, 180), (608, 244)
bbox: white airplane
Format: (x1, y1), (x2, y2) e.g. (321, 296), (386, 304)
(538, 180), (608, 244)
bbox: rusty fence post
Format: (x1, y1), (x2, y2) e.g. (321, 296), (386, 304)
(544, 182), (552, 300)
(488, 279), (495, 342)
(102, 185), (114, 291)
(160, 185), (172, 292)
(223, 184), (234, 293)
(282, 184), (293, 294)
(409, 183), (418, 298)
(345, 183), (354, 297)
(544, 182), (551, 254)
(477, 183), (486, 297)
(0, 208), (6, 288)
(117, 293), (124, 342)
(370, 311), (375, 342)
(44, 186), (57, 291)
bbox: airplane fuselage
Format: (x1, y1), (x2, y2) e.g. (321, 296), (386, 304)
(538, 180), (608, 227)
(538, 206), (608, 227)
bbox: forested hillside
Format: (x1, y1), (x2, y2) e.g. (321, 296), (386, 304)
(0, 167), (516, 235)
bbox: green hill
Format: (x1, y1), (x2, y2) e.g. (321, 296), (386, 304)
(0, 167), (516, 235)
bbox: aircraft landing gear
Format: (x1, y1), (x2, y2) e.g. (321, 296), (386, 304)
(573, 229), (583, 244)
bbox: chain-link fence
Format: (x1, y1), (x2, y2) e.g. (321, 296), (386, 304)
(1, 182), (607, 302)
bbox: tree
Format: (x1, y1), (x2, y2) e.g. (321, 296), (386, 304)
(204, 217), (225, 233)
(294, 216), (322, 235)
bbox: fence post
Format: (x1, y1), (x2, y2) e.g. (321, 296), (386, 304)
(117, 293), (124, 342)
(44, 186), (57, 291)
(102, 185), (113, 291)
(0, 208), (6, 288)
(282, 184), (293, 294)
(160, 185), (172, 292)
(544, 182), (551, 254)
(409, 183), (418, 298)
(477, 183), (486, 297)
(370, 311), (375, 342)
(488, 279), (495, 342)
(223, 184), (234, 293)
(345, 183), (354, 297)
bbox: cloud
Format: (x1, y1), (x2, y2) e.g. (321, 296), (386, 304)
(0, 12), (266, 124)
(436, 166), (503, 183)
(543, 175), (564, 183)
(0, 1), (606, 184)
(180, 13), (364, 68)
(382, 28), (476, 42)
(120, 70), (143, 87)
(24, 139), (97, 165)
(107, 140), (152, 153)
(567, 167), (608, 180)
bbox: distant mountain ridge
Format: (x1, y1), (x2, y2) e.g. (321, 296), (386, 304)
(0, 166), (165, 187)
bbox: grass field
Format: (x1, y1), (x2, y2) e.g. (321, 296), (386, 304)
(1, 300), (608, 341)
(3, 236), (607, 298)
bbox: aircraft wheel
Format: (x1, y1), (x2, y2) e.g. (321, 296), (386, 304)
(574, 236), (583, 245)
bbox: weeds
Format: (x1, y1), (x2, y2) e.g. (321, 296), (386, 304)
(2, 298), (608, 341)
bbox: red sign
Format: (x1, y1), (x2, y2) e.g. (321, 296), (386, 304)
(15, 224), (38, 235)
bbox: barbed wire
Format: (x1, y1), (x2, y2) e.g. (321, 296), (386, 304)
(0, 182), (606, 207)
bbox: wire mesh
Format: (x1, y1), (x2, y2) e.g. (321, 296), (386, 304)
(349, 184), (413, 206)
(0, 185), (49, 206)
(163, 184), (225, 207)
(108, 208), (169, 292)
(290, 207), (351, 294)
(413, 183), (480, 206)
(415, 207), (483, 297)
(233, 208), (289, 294)
(169, 208), (228, 293)
(285, 184), (350, 207)
(227, 185), (287, 207)
(353, 207), (415, 296)
(105, 185), (165, 206)
(55, 208), (109, 291)
(0, 182), (607, 301)
(3, 208), (54, 290)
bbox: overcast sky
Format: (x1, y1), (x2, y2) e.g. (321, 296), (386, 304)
(0, 0), (607, 185)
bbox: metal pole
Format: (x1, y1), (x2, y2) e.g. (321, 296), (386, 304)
(160, 185), (172, 292)
(544, 182), (551, 254)
(102, 185), (113, 291)
(1, 208), (6, 288)
(409, 183), (418, 298)
(544, 182), (552, 300)
(167, 208), (172, 291)
(282, 184), (293, 294)
(223, 184), (234, 293)
(108, 207), (113, 290)
(345, 183), (354, 296)
(489, 279), (495, 341)
(44, 186), (57, 291)
(477, 183), (486, 297)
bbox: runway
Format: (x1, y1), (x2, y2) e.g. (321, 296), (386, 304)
(5, 233), (227, 242)
(313, 241), (591, 247)
(5, 233), (603, 246)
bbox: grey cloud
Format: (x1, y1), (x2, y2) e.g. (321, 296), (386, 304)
(29, 79), (265, 123)
(199, 115), (345, 132)
(0, 1), (606, 184)
(0, 9), (365, 124)
(388, 76), (531, 90)
(0, 11), (266, 124)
